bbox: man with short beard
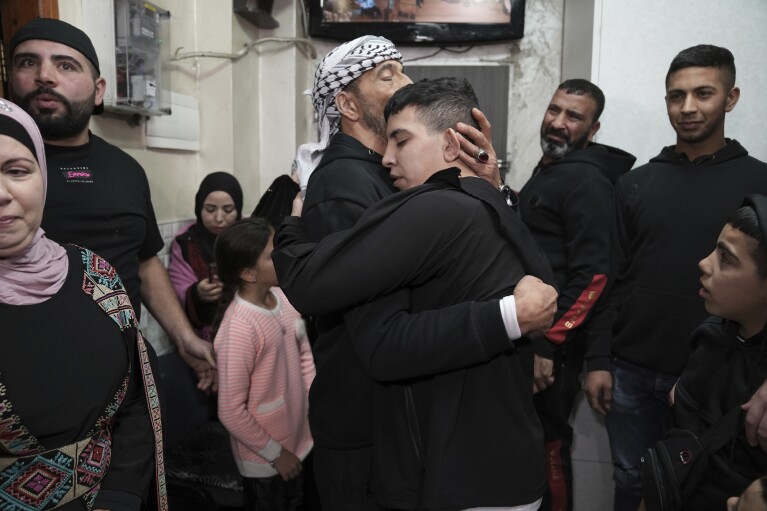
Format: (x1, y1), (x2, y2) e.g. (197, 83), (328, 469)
(517, 79), (635, 511)
(8, 18), (217, 389)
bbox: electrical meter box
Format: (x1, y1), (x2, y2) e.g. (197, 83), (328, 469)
(112, 0), (170, 115)
(84, 0), (169, 116)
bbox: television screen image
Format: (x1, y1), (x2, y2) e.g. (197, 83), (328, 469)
(322, 0), (511, 24)
(307, 0), (524, 45)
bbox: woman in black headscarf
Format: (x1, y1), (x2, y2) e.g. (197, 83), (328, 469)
(163, 172), (242, 443)
(169, 172), (243, 342)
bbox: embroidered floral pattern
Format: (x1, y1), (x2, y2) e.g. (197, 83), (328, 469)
(78, 248), (167, 511)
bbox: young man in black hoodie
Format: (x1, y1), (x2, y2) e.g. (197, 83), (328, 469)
(518, 79), (636, 511)
(583, 45), (767, 511)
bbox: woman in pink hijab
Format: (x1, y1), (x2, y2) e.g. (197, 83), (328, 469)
(0, 99), (166, 511)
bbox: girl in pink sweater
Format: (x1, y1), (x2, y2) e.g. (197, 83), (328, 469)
(213, 217), (315, 510)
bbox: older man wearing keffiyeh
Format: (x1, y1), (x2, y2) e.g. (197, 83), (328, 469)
(288, 35), (501, 511)
(295, 35), (406, 192)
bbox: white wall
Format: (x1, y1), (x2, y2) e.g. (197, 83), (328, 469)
(592, 0), (767, 166)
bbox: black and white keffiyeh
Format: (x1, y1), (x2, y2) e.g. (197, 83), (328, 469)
(295, 35), (401, 192)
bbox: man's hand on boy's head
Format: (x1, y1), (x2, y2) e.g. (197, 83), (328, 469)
(456, 107), (501, 187)
(743, 378), (767, 453)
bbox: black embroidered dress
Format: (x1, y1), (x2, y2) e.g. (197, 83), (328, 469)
(0, 246), (166, 511)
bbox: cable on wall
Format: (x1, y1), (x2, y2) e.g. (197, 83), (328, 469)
(169, 36), (318, 62)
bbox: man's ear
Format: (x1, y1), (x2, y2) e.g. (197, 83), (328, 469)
(335, 91), (360, 122)
(444, 128), (461, 162)
(588, 120), (601, 142)
(94, 76), (107, 107)
(725, 86), (740, 113)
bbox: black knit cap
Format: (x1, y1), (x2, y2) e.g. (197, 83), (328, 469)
(9, 18), (103, 114)
(742, 195), (767, 243)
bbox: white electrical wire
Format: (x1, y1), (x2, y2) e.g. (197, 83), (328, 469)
(169, 37), (318, 62)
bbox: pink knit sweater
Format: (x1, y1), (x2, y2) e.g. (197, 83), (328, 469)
(215, 288), (315, 478)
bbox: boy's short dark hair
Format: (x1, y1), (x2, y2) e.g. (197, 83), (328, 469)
(665, 44), (736, 90)
(728, 201), (767, 279)
(557, 79), (605, 123)
(384, 77), (480, 134)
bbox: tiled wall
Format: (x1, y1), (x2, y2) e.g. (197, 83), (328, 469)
(139, 218), (194, 357)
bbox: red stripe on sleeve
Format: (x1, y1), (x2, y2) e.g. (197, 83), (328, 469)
(545, 274), (607, 345)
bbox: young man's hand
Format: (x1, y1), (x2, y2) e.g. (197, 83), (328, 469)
(583, 370), (613, 415)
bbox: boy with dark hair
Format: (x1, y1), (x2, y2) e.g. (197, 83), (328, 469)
(667, 195), (767, 509)
(584, 44), (767, 511)
(384, 76), (479, 131)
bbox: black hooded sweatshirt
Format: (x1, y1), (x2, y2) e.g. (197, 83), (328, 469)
(519, 142), (636, 368)
(674, 318), (767, 510)
(588, 139), (767, 375)
(298, 132), (397, 449)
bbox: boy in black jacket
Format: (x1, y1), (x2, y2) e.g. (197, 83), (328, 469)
(667, 195), (767, 509)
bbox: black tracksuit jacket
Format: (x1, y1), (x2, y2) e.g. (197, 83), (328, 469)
(519, 142), (636, 368)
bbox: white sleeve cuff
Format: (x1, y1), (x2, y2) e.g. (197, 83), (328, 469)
(259, 438), (282, 462)
(499, 295), (522, 341)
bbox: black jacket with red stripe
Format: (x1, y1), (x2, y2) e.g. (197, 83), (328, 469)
(519, 142), (635, 369)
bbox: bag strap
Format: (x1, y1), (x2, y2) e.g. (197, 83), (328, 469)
(698, 405), (743, 455)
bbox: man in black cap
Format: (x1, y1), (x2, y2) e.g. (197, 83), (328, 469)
(8, 18), (217, 386)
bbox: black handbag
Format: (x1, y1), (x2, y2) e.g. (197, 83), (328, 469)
(640, 406), (742, 511)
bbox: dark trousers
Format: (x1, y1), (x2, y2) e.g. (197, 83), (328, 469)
(312, 445), (385, 511)
(535, 336), (586, 511)
(605, 358), (675, 511)
(242, 473), (304, 511)
(155, 351), (215, 445)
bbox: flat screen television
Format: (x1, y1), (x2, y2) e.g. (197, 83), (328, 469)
(305, 0), (525, 45)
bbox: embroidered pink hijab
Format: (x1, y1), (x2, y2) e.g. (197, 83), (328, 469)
(0, 98), (68, 305)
